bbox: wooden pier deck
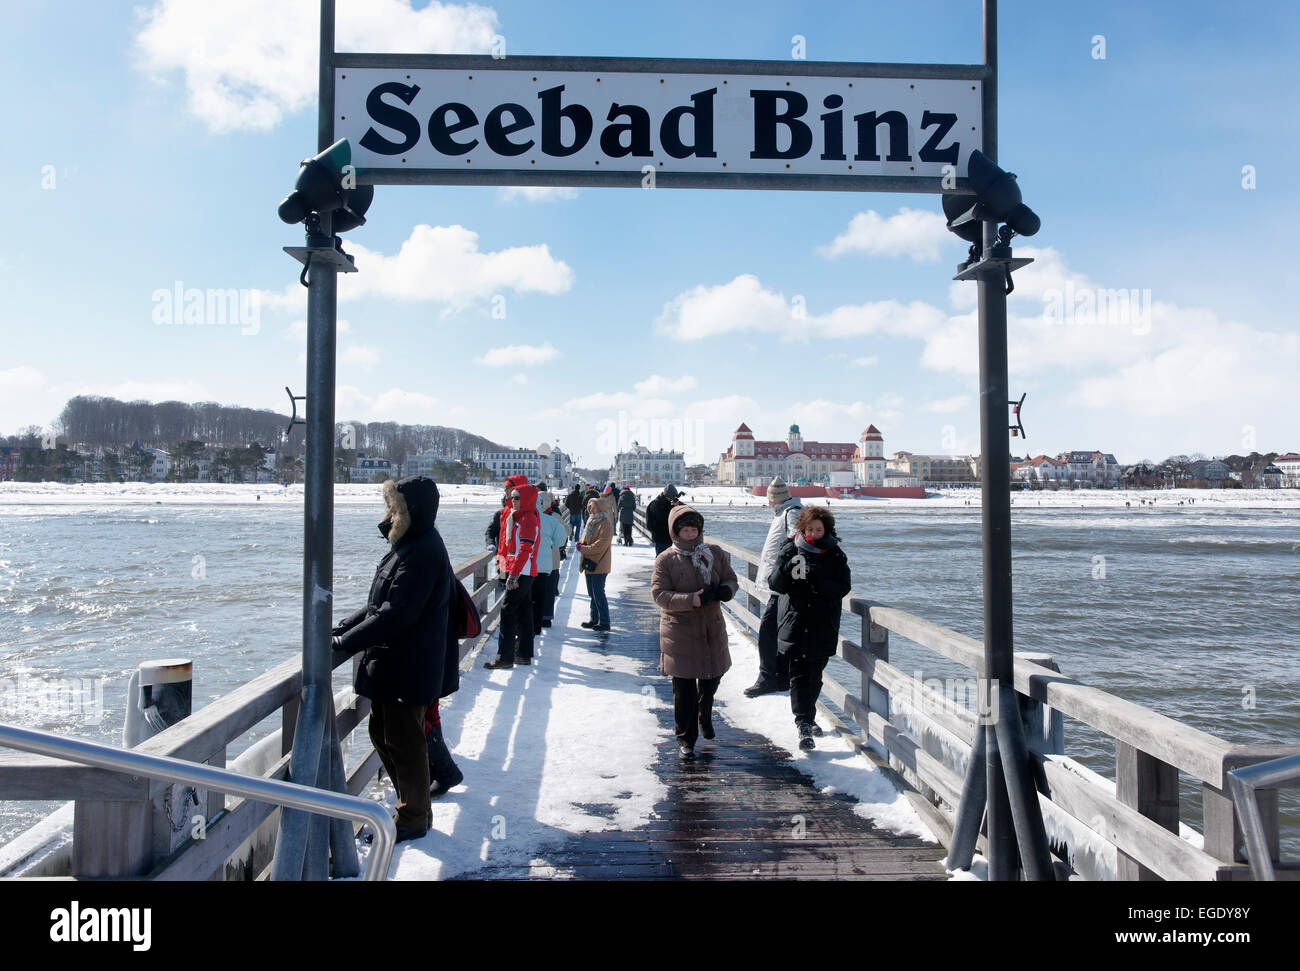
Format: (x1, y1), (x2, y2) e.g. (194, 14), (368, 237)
(452, 551), (948, 881)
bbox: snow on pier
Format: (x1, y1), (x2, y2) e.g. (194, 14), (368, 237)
(366, 542), (946, 881)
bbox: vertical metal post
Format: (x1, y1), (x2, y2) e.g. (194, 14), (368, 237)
(272, 0), (352, 881)
(973, 0), (1054, 881)
(976, 0), (1018, 883)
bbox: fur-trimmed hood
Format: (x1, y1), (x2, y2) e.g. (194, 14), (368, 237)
(382, 475), (440, 545)
(668, 503), (704, 538)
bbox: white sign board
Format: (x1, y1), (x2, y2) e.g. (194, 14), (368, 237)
(332, 57), (983, 191)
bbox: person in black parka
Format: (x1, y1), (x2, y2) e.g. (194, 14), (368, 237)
(766, 505), (852, 750)
(645, 483), (681, 556)
(332, 475), (459, 840)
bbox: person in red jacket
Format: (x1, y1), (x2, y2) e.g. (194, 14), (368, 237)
(485, 476), (540, 669)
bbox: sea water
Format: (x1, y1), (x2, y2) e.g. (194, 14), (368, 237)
(1, 488), (1297, 857)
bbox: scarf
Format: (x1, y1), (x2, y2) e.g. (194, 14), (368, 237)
(673, 540), (714, 582)
(795, 532), (836, 555)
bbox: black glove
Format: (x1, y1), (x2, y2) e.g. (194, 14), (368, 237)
(698, 586), (717, 606)
(714, 584), (734, 603)
(332, 635), (343, 651)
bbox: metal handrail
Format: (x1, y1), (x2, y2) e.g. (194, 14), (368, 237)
(0, 721), (395, 881)
(1227, 752), (1300, 881)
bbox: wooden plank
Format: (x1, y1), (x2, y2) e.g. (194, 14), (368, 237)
(841, 639), (978, 746)
(151, 752), (291, 882)
(1116, 741), (1179, 880)
(0, 753), (147, 800)
(73, 799), (152, 877)
(822, 676), (965, 812)
(453, 550), (494, 580)
(1036, 754), (1219, 881)
(1016, 664), (1235, 788)
(814, 698), (959, 856)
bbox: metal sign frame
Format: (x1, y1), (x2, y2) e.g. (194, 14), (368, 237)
(281, 0), (1051, 884)
(328, 53), (987, 193)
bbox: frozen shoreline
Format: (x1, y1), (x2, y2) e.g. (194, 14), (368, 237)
(2, 481), (1298, 510)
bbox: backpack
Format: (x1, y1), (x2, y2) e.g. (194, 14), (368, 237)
(453, 577), (481, 639)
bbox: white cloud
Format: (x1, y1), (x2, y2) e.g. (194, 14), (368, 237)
(789, 393), (905, 435)
(59, 379), (215, 403)
(634, 374), (696, 396)
(335, 386), (440, 423)
(261, 225), (573, 313)
(511, 374), (528, 385)
(133, 0), (499, 132)
(682, 395), (761, 424)
(921, 395), (971, 414)
(850, 355), (878, 367)
(340, 345), (380, 368)
(371, 389), (440, 423)
(497, 186), (579, 203)
(476, 342), (560, 367)
(656, 274), (944, 342)
(819, 207), (954, 262)
(564, 392), (675, 418)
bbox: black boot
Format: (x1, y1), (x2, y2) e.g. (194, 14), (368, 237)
(426, 724), (464, 798)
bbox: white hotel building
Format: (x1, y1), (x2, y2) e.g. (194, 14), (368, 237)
(717, 423), (887, 487)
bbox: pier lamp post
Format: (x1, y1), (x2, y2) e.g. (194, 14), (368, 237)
(940, 0), (1054, 882)
(270, 0), (375, 881)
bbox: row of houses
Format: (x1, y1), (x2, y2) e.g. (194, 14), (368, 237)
(347, 444), (577, 487)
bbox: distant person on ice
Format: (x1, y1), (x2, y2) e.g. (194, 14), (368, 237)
(651, 505), (738, 760)
(618, 485), (637, 546)
(766, 505), (852, 750)
(646, 483), (682, 556)
(485, 477), (540, 669)
(579, 497), (612, 632)
(744, 476), (801, 698)
(331, 475), (459, 842)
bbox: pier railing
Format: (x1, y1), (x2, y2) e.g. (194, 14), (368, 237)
(633, 505), (1299, 880)
(0, 549), (504, 880)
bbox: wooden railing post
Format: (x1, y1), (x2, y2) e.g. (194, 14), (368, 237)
(1016, 652), (1064, 756)
(73, 798), (152, 877)
(746, 561), (760, 619)
(1202, 748), (1285, 875)
(864, 605), (889, 760)
(1115, 742), (1179, 880)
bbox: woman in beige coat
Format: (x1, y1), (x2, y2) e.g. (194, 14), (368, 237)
(651, 505), (739, 758)
(578, 497), (612, 631)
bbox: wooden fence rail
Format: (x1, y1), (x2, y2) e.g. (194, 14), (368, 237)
(0, 549), (504, 880)
(633, 505), (1299, 880)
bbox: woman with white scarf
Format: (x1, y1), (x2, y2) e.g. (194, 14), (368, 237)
(651, 505), (739, 759)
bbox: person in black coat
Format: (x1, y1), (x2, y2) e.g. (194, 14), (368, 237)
(331, 475), (459, 841)
(617, 486), (637, 545)
(645, 483), (681, 556)
(766, 505), (852, 750)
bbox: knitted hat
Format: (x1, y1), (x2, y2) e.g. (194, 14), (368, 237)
(768, 476), (791, 504)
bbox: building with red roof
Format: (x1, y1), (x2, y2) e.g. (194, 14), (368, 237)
(717, 422), (886, 486)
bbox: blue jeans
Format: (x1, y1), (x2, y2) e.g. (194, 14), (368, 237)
(585, 572), (609, 626)
(570, 514), (582, 541)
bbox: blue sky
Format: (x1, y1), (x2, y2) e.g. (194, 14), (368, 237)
(2, 0), (1297, 466)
